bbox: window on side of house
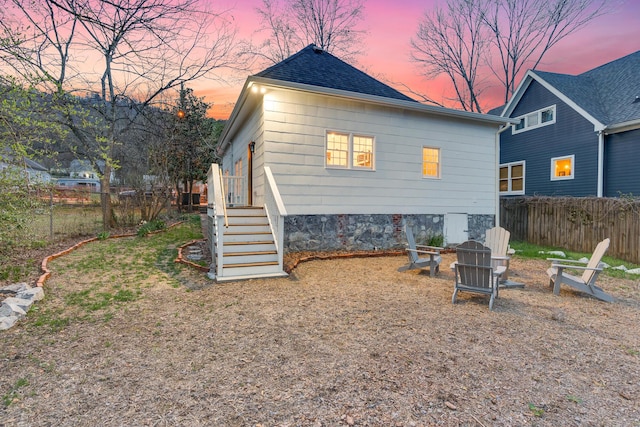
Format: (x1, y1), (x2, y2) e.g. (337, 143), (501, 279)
(499, 161), (525, 195)
(353, 135), (374, 168)
(512, 105), (556, 134)
(422, 147), (440, 178)
(551, 155), (574, 180)
(326, 132), (349, 168)
(326, 131), (374, 170)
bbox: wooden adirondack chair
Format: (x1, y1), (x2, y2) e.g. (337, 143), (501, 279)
(398, 223), (443, 277)
(452, 240), (506, 310)
(546, 238), (613, 302)
(484, 226), (523, 288)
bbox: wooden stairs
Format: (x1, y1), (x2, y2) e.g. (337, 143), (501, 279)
(214, 206), (287, 282)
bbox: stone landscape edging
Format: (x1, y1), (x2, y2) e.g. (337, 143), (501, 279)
(175, 240), (210, 272)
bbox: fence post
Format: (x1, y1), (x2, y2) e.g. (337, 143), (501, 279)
(49, 188), (54, 240)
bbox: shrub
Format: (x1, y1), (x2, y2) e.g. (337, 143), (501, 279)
(136, 219), (166, 237)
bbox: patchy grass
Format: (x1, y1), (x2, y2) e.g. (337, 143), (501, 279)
(24, 215), (203, 329)
(2, 377), (29, 408)
(510, 240), (640, 280)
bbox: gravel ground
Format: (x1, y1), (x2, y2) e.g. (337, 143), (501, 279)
(1, 238), (639, 426)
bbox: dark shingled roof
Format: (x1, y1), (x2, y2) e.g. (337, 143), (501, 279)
(254, 44), (417, 102)
(535, 50), (640, 126)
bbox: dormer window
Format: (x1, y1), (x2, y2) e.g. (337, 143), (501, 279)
(512, 105), (556, 134)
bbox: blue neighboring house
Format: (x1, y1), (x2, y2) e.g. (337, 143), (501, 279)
(494, 50), (640, 197)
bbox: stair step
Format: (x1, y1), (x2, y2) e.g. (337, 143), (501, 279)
(222, 232), (273, 243)
(223, 252), (278, 264)
(225, 224), (271, 233)
(223, 242), (277, 253)
(226, 207), (265, 217)
(225, 240), (275, 246)
(225, 215), (270, 225)
(221, 263), (283, 278)
(224, 250), (277, 257)
(224, 261), (279, 269)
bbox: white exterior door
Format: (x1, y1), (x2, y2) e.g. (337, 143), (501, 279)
(444, 213), (468, 246)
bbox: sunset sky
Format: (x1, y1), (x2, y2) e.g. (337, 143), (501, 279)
(202, 0), (640, 119)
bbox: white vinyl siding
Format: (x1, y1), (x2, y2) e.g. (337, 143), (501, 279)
(259, 89), (499, 216)
(221, 101), (264, 205)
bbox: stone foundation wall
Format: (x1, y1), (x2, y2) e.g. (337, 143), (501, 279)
(283, 213), (493, 253)
(207, 211), (495, 254)
(467, 214), (496, 241)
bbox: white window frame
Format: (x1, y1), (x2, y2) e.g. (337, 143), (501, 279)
(512, 105), (556, 134)
(325, 131), (375, 170)
(422, 146), (441, 179)
(499, 161), (525, 195)
(550, 154), (575, 181)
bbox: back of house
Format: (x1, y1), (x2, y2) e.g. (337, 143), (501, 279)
(208, 44), (512, 280)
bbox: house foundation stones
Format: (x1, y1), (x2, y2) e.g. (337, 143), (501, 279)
(283, 214), (449, 252)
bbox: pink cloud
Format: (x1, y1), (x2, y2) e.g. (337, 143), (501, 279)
(198, 0), (640, 118)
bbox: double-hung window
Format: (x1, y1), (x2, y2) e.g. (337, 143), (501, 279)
(499, 161), (525, 195)
(512, 105), (556, 134)
(326, 131), (374, 169)
(422, 147), (440, 178)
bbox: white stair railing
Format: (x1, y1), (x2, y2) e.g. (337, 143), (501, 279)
(222, 175), (247, 206)
(207, 163), (227, 278)
(264, 166), (287, 271)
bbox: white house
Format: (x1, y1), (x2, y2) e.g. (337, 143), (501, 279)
(207, 45), (513, 281)
(0, 156), (51, 184)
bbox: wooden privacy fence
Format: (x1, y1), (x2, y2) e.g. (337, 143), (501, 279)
(500, 196), (640, 264)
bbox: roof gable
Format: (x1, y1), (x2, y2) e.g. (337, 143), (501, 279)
(254, 44), (416, 102)
(503, 50), (640, 129)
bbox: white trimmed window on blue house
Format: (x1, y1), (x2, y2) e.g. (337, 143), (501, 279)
(422, 147), (440, 178)
(550, 155), (574, 180)
(512, 105), (556, 134)
(326, 131), (374, 169)
(500, 161), (525, 195)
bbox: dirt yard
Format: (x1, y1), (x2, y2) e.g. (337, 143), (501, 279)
(1, 240), (639, 426)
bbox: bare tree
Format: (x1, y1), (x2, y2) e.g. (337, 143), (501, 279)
(411, 0), (609, 112)
(244, 0), (366, 66)
(411, 0), (489, 112)
(0, 0), (78, 91)
(484, 0), (608, 103)
(249, 0), (300, 64)
(1, 0), (237, 229)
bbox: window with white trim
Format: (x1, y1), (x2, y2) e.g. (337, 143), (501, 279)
(512, 105), (556, 134)
(326, 131), (374, 169)
(422, 147), (440, 178)
(551, 155), (574, 180)
(499, 161), (525, 194)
